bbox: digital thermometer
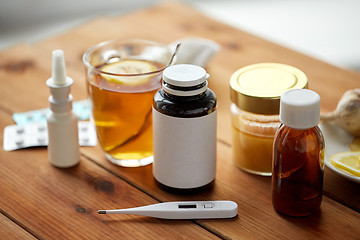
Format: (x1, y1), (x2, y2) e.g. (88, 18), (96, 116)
(98, 200), (238, 219)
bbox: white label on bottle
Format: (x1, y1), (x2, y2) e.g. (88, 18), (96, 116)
(153, 108), (217, 189)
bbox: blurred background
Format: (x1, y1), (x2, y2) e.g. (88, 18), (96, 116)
(1, 0), (359, 71)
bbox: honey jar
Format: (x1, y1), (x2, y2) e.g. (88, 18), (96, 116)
(230, 63), (308, 176)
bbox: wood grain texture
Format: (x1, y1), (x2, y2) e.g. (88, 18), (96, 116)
(82, 140), (360, 239)
(0, 111), (218, 239)
(0, 2), (359, 239)
(0, 213), (36, 239)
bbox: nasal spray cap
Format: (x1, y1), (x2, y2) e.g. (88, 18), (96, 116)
(46, 50), (73, 112)
(46, 49), (79, 168)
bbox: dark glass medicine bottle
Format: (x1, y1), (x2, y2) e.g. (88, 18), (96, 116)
(152, 64), (217, 193)
(272, 89), (325, 216)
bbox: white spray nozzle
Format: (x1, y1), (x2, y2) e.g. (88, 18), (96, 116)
(52, 49), (67, 85)
(47, 49), (74, 110)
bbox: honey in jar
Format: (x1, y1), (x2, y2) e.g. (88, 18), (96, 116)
(230, 63), (308, 176)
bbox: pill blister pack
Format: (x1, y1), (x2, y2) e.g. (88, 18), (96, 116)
(12, 100), (91, 125)
(3, 121), (97, 151)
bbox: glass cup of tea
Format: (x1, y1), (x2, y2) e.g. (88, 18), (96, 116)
(83, 39), (172, 167)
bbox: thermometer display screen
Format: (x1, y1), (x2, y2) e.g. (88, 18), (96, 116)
(178, 204), (197, 209)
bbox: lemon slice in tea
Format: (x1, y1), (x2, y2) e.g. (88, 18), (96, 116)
(101, 59), (157, 85)
(330, 151), (360, 177)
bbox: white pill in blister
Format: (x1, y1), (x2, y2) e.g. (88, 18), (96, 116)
(38, 125), (46, 132)
(26, 113), (33, 119)
(37, 136), (46, 143)
(16, 127), (25, 134)
(80, 126), (88, 132)
(15, 138), (24, 145)
(3, 121), (97, 151)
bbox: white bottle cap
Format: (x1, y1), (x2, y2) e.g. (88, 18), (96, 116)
(280, 89), (320, 129)
(52, 49), (67, 85)
(162, 64), (209, 96)
(46, 49), (73, 113)
(46, 49), (74, 101)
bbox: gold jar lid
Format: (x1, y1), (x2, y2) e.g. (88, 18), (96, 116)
(230, 63), (308, 114)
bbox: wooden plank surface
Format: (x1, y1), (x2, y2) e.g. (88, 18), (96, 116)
(0, 213), (36, 239)
(0, 111), (218, 239)
(0, 2), (359, 239)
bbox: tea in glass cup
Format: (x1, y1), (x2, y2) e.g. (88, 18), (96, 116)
(83, 39), (172, 167)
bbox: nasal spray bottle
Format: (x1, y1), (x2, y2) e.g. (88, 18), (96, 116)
(46, 49), (80, 167)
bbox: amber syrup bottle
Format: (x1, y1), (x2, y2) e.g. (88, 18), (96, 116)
(272, 89), (324, 216)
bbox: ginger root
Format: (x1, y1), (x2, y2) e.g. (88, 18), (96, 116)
(321, 88), (360, 137)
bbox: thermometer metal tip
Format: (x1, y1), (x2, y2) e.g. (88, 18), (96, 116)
(98, 210), (106, 214)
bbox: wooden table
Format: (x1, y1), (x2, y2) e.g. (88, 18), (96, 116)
(0, 2), (359, 239)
